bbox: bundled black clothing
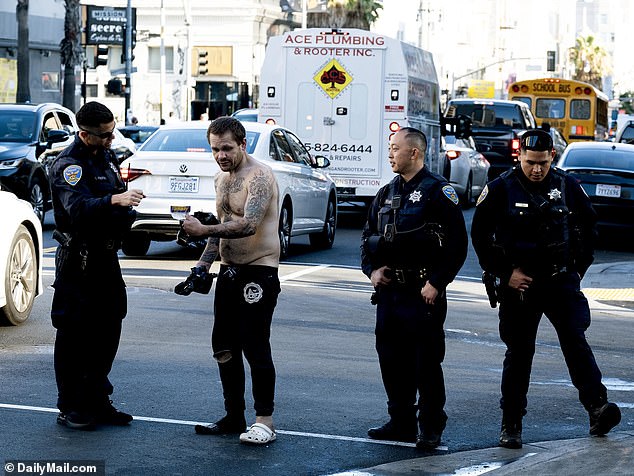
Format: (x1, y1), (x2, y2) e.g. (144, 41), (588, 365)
(361, 167), (467, 434)
(49, 137), (135, 415)
(471, 165), (609, 421)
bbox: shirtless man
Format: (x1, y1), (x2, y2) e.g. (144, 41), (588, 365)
(182, 116), (280, 445)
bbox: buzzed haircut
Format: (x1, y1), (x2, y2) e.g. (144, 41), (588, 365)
(76, 101), (114, 128)
(207, 116), (246, 145)
(399, 127), (427, 154)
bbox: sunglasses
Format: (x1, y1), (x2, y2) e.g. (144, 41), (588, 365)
(80, 127), (116, 139)
(521, 134), (553, 150)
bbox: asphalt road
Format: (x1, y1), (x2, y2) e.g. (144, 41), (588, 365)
(1, 209), (632, 476)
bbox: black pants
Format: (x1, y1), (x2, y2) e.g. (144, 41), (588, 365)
(212, 265), (280, 417)
(374, 285), (448, 432)
(51, 246), (127, 414)
(498, 272), (608, 421)
(54, 321), (122, 414)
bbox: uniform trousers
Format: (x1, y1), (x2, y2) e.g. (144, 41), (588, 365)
(51, 246), (127, 414)
(212, 264), (280, 417)
(498, 271), (608, 421)
(375, 284), (448, 432)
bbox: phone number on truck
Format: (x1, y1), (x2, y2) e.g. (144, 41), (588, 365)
(304, 143), (373, 153)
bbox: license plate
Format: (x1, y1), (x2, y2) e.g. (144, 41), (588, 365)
(595, 183), (621, 198)
(169, 176), (199, 193)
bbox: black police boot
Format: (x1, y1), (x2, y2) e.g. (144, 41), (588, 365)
(416, 427), (443, 450)
(94, 400), (133, 426)
(499, 419), (522, 449)
(367, 419), (417, 443)
(57, 411), (95, 431)
(589, 402), (621, 436)
(195, 414), (247, 435)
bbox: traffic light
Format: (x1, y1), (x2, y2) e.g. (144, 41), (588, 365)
(121, 23), (136, 64)
(547, 50), (556, 72)
(106, 78), (123, 95)
(95, 45), (109, 67)
(197, 49), (209, 75)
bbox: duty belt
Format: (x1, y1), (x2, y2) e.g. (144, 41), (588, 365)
(392, 268), (428, 286)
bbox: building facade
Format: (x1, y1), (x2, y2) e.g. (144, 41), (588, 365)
(0, 0), (65, 104)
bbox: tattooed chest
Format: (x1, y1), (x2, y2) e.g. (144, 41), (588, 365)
(218, 177), (246, 217)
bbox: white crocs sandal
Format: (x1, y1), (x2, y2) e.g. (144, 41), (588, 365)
(239, 422), (277, 444)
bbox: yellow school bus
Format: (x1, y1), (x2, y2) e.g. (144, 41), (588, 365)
(508, 78), (608, 142)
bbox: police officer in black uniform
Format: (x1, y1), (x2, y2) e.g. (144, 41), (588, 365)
(471, 128), (621, 449)
(50, 101), (145, 430)
(361, 127), (468, 450)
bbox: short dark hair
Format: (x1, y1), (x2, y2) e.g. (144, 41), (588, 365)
(76, 101), (114, 128)
(207, 116), (246, 145)
(520, 129), (553, 152)
(398, 127), (427, 154)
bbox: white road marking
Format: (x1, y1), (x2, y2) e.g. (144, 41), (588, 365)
(0, 403), (448, 449)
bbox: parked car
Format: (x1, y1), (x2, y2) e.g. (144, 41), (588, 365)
(0, 103), (77, 222)
(441, 134), (490, 206)
(556, 141), (634, 238)
(119, 121), (337, 258)
(231, 108), (259, 122)
(111, 128), (137, 164)
(615, 120), (634, 145)
(117, 124), (159, 145)
(0, 190), (43, 326)
(547, 125), (568, 160)
(445, 99), (536, 180)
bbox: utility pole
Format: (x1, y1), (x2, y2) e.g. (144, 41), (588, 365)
(125, 0), (132, 124)
(160, 0), (166, 124)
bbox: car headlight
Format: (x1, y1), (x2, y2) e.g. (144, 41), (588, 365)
(0, 158), (25, 169)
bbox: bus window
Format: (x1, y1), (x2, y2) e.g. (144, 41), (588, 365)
(535, 98), (565, 119)
(570, 99), (591, 120)
(515, 97), (532, 109)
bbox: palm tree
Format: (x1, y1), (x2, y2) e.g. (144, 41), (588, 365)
(308, 0), (383, 30)
(60, 0), (83, 112)
(568, 35), (610, 90)
(16, 0), (30, 102)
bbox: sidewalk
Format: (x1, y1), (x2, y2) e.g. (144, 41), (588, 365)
(582, 261), (634, 310)
(344, 261), (634, 476)
(354, 430), (634, 475)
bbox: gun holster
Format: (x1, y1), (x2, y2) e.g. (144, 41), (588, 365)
(482, 271), (499, 308)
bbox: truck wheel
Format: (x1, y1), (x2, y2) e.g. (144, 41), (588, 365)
(1, 225), (37, 326)
(309, 198), (336, 250)
(122, 232), (151, 256)
(278, 203), (292, 260)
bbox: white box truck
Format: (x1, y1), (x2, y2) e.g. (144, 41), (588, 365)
(258, 28), (443, 208)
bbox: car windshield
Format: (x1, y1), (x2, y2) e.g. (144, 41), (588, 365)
(119, 127), (158, 144)
(564, 148), (634, 171)
(0, 111), (37, 143)
(450, 103), (523, 129)
(140, 128), (212, 152)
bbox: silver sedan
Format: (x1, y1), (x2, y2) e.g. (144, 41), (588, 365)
(119, 121), (337, 258)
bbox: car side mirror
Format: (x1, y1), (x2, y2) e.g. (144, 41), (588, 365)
(46, 129), (70, 147)
(311, 155), (330, 168)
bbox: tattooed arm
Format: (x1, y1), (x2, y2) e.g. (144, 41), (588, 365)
(183, 167), (275, 240)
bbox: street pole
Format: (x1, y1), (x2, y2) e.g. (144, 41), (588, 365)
(125, 0), (132, 124)
(160, 0), (166, 124)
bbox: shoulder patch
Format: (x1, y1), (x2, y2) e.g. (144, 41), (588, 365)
(476, 184), (489, 206)
(63, 165), (82, 186)
(441, 185), (459, 205)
